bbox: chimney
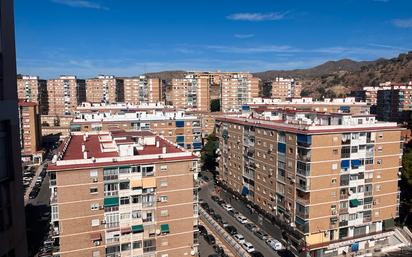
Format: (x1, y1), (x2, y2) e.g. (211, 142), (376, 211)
(83, 134), (86, 141)
(162, 146), (167, 154)
(83, 151), (88, 159)
(156, 141), (160, 148)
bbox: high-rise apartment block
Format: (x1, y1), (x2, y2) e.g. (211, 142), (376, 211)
(18, 100), (42, 163)
(376, 85), (412, 122)
(47, 75), (86, 116)
(48, 130), (199, 257)
(70, 110), (203, 151)
(0, 0), (28, 256)
(17, 75), (48, 114)
(216, 110), (402, 256)
(271, 77), (301, 99)
(86, 75), (124, 104)
(220, 73), (259, 112)
(123, 76), (162, 104)
(171, 74), (210, 112)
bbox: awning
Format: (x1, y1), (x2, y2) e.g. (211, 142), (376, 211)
(90, 233), (102, 241)
(351, 159), (361, 168)
(160, 224), (170, 233)
(131, 224), (144, 233)
(142, 177), (156, 189)
(341, 160), (350, 169)
(121, 227), (132, 234)
(241, 186), (249, 196)
(104, 197), (119, 207)
(349, 199), (360, 208)
(130, 179), (142, 189)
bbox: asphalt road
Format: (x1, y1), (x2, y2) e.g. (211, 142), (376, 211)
(199, 177), (280, 257)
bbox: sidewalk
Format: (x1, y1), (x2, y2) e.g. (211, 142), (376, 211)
(24, 162), (46, 205)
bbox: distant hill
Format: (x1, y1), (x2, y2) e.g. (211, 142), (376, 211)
(145, 70), (185, 81)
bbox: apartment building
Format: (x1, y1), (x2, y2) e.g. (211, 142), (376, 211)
(376, 85), (412, 122)
(220, 73), (259, 113)
(41, 115), (74, 139)
(271, 77), (301, 99)
(0, 0), (28, 256)
(86, 75), (124, 104)
(248, 97), (370, 114)
(76, 102), (173, 114)
(216, 110), (402, 257)
(48, 130), (200, 257)
(18, 100), (42, 163)
(70, 110), (203, 151)
(171, 74), (210, 112)
(17, 75), (48, 114)
(47, 76), (86, 116)
(123, 76), (162, 104)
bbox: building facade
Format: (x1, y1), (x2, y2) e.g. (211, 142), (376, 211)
(86, 75), (124, 104)
(376, 85), (412, 122)
(0, 0), (29, 256)
(70, 110), (203, 151)
(48, 130), (199, 257)
(17, 75), (48, 114)
(216, 111), (402, 256)
(271, 77), (301, 99)
(47, 76), (86, 116)
(171, 75), (210, 112)
(18, 100), (42, 163)
(123, 76), (162, 104)
(220, 73), (259, 113)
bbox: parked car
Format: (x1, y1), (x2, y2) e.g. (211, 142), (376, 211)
(208, 208), (215, 216)
(222, 204), (234, 212)
(205, 234), (216, 245)
(228, 209), (239, 216)
(245, 223), (258, 232)
(241, 242), (255, 253)
(235, 214), (248, 224)
(250, 251), (264, 257)
(254, 230), (269, 240)
(198, 225), (207, 236)
(234, 233), (245, 244)
(266, 238), (283, 251)
(219, 219), (229, 228)
(225, 225), (237, 235)
(211, 195), (220, 202)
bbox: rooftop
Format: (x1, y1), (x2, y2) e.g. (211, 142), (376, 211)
(49, 130), (197, 171)
(76, 102), (174, 112)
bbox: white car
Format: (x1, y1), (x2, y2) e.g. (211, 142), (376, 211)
(235, 214), (248, 224)
(222, 204), (234, 212)
(266, 238), (283, 251)
(242, 242), (255, 253)
(234, 233), (245, 244)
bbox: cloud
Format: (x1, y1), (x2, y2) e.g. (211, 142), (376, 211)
(50, 0), (108, 10)
(226, 12), (288, 21)
(392, 18), (412, 28)
(205, 44), (300, 54)
(234, 34), (255, 39)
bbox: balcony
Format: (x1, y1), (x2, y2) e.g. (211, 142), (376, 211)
(339, 220), (348, 227)
(297, 154), (311, 162)
(363, 216), (372, 223)
(339, 208), (348, 215)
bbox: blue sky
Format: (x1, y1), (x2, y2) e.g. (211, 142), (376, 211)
(15, 0), (412, 78)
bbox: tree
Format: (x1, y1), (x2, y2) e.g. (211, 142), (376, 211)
(402, 144), (412, 190)
(210, 99), (220, 112)
(201, 133), (219, 175)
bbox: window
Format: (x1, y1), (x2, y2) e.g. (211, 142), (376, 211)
(159, 196), (168, 202)
(133, 241), (142, 249)
(159, 179), (168, 187)
(331, 191), (336, 197)
(90, 170), (98, 178)
(378, 146), (383, 152)
(120, 197), (130, 205)
(332, 163), (338, 170)
(92, 250), (100, 257)
(142, 165), (154, 176)
(90, 187), (98, 194)
(119, 181), (129, 190)
(160, 210), (169, 217)
(91, 219), (100, 227)
(331, 178), (337, 184)
(132, 210), (141, 219)
(91, 203), (99, 211)
(121, 243), (131, 251)
(375, 185), (382, 192)
(160, 165), (167, 172)
(333, 149), (338, 155)
(120, 212), (130, 220)
(131, 195), (141, 204)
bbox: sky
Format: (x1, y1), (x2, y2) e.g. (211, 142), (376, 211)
(14, 0), (412, 78)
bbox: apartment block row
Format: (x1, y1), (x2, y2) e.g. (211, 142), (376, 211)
(48, 130), (200, 257)
(270, 77), (302, 99)
(247, 97), (370, 115)
(216, 110), (402, 256)
(17, 75), (162, 116)
(70, 110), (204, 151)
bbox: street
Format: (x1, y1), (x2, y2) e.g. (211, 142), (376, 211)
(199, 175), (281, 257)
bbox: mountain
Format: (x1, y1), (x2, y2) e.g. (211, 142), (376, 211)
(145, 70), (185, 81)
(253, 59), (375, 81)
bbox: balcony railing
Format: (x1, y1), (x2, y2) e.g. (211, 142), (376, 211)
(339, 220), (348, 227)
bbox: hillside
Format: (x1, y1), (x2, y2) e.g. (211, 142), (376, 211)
(145, 70), (185, 81)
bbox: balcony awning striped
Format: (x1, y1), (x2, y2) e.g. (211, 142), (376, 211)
(160, 224), (170, 234)
(104, 197), (119, 207)
(131, 224), (144, 233)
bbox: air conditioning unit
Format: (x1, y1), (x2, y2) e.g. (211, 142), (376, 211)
(93, 241), (101, 246)
(92, 178), (98, 183)
(101, 220), (106, 224)
(373, 200), (377, 205)
(332, 210), (337, 215)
